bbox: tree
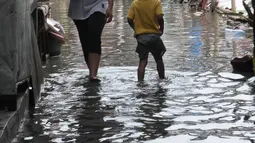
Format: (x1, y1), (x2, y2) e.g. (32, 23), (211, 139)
(243, 0), (254, 26)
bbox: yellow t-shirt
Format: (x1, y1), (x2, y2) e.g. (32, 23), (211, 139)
(127, 0), (164, 35)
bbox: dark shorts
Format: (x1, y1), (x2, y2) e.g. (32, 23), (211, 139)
(73, 12), (106, 63)
(136, 34), (166, 60)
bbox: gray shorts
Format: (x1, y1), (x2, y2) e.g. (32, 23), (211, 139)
(136, 34), (166, 60)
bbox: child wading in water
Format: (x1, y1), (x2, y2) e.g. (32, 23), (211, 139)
(127, 0), (166, 81)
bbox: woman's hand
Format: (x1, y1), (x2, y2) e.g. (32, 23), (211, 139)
(105, 7), (113, 23)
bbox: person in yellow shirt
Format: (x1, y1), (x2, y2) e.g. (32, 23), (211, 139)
(127, 0), (166, 82)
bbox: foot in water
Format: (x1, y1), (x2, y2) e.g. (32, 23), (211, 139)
(89, 76), (101, 82)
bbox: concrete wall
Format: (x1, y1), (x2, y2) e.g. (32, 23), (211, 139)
(0, 0), (43, 96)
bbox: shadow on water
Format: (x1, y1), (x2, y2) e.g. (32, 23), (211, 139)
(135, 84), (173, 141)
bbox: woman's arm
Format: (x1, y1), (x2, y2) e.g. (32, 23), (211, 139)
(108, 0), (114, 10)
(106, 0), (114, 23)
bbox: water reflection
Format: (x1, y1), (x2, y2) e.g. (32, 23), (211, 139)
(75, 81), (125, 143)
(43, 57), (63, 76)
(75, 82), (104, 142)
(189, 17), (203, 57)
(135, 85), (172, 141)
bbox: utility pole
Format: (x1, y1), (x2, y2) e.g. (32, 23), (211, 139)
(231, 0), (236, 12)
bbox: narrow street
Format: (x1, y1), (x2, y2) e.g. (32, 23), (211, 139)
(14, 0), (255, 143)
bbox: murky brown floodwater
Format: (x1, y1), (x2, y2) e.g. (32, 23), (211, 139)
(13, 0), (255, 143)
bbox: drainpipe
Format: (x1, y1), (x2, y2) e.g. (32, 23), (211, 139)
(231, 0), (236, 12)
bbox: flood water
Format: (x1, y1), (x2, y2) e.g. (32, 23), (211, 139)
(13, 0), (255, 143)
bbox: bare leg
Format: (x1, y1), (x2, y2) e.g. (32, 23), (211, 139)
(88, 53), (101, 79)
(155, 59), (165, 79)
(86, 12), (106, 81)
(138, 58), (148, 81)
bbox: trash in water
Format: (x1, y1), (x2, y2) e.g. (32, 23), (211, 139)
(194, 12), (203, 17)
(225, 28), (246, 41)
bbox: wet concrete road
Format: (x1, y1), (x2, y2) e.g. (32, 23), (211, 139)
(14, 0), (255, 143)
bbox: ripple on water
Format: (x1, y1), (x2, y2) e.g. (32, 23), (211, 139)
(145, 135), (250, 143)
(16, 66), (254, 142)
(218, 72), (245, 80)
